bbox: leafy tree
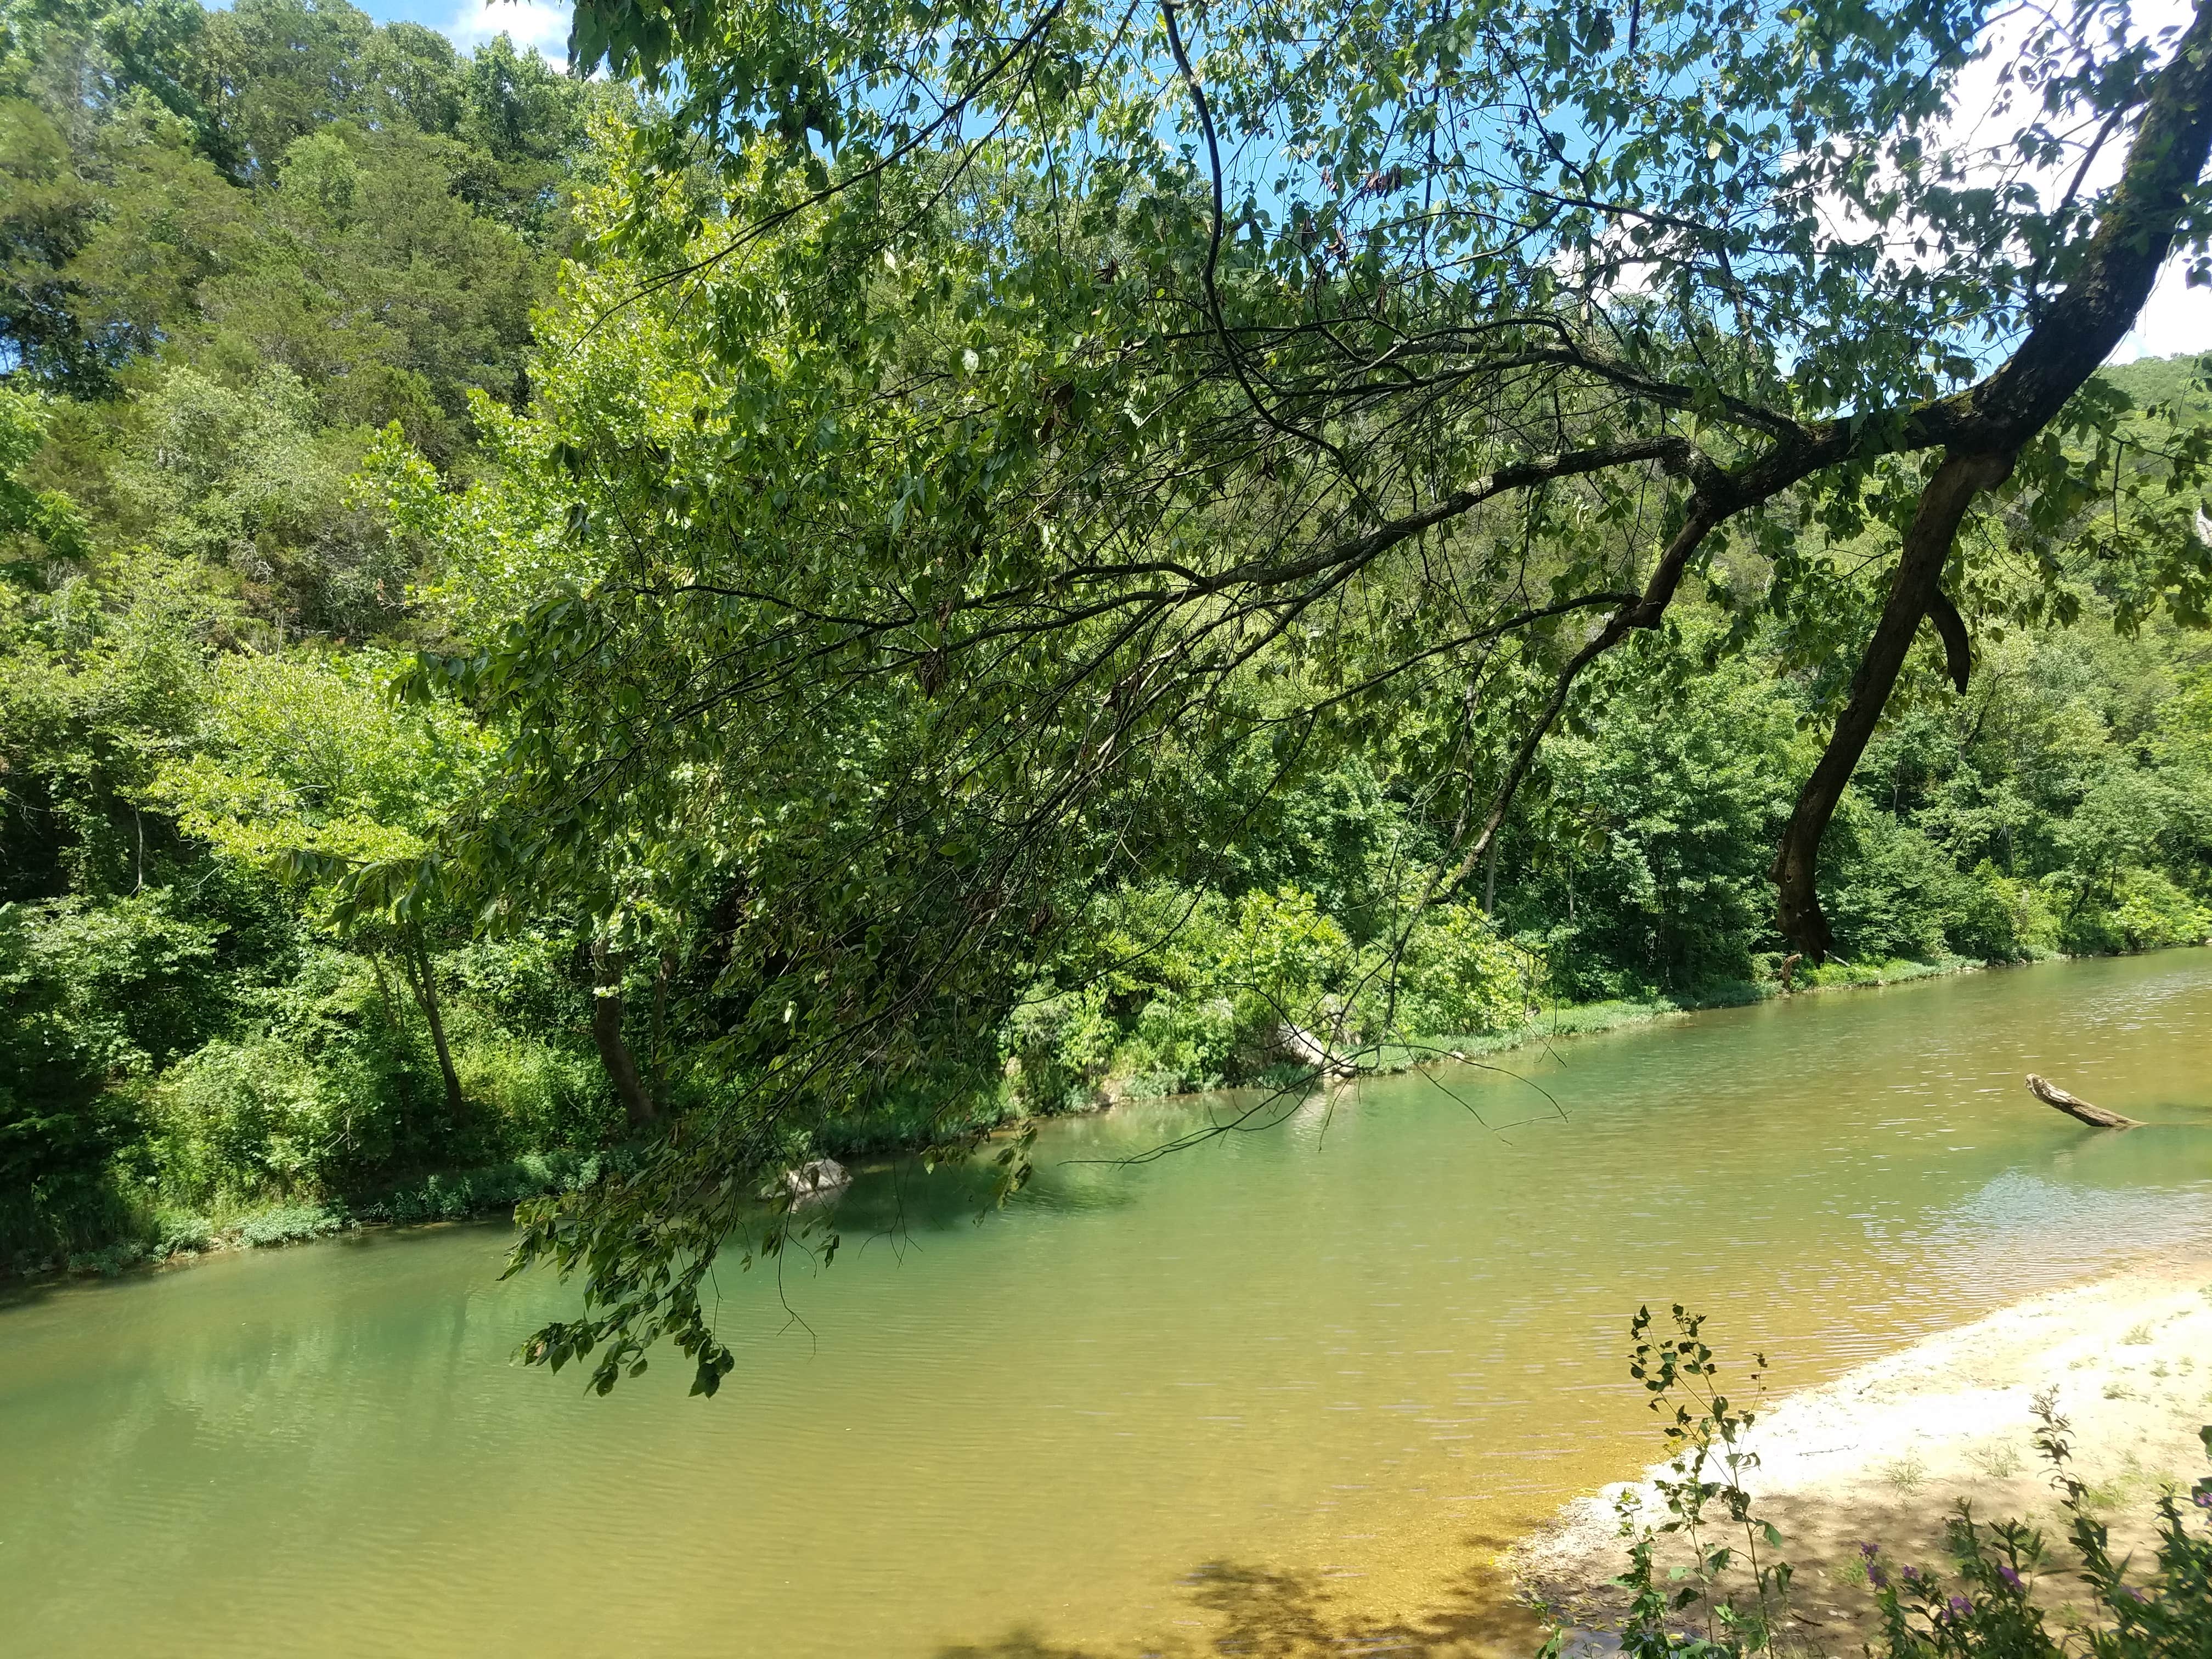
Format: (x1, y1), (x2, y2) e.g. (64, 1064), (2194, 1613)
(389, 0), (2212, 1391)
(0, 1), (620, 1261)
(0, 886), (229, 1256)
(546, 0), (2212, 951)
(0, 384), (83, 565)
(0, 94), (101, 386)
(152, 647), (495, 1116)
(196, 0), (375, 179)
(1, 0), (2207, 1380)
(0, 551), (212, 901)
(0, 0), (590, 406)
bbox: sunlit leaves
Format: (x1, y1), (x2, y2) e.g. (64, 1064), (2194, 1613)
(426, 0), (2212, 1391)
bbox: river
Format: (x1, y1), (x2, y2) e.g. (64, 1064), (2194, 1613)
(5, 952), (2211, 1657)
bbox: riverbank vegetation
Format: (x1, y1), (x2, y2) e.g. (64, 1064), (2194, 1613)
(2, 0), (2211, 1306)
(1548, 1294), (2212, 1657)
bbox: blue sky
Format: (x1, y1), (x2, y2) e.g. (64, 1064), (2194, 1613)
(350, 0), (571, 59)
(335, 0), (2203, 360)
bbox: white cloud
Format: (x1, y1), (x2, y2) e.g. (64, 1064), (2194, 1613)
(2114, 258), (2212, 362)
(1944, 0), (2207, 364)
(445, 0), (569, 62)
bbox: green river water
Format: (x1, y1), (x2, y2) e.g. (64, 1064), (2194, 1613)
(5, 952), (2212, 1658)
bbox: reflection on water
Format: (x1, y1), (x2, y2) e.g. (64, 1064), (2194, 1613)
(3, 952), (2210, 1658)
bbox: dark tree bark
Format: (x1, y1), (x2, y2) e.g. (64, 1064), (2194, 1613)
(1767, 0), (2212, 959)
(1772, 450), (2015, 958)
(1926, 589), (1973, 695)
(590, 941), (659, 1127)
(398, 930), (464, 1117)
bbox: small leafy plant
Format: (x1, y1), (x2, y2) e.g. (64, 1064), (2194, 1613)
(1554, 1317), (2212, 1657)
(1579, 1304), (1795, 1657)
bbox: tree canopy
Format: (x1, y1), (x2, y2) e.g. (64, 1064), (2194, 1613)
(343, 0), (2212, 1390)
(2, 0), (2209, 1401)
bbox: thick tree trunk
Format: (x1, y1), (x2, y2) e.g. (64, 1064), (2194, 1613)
(1769, 0), (2212, 958)
(2026, 1073), (2141, 1128)
(590, 942), (659, 1127)
(1773, 452), (2013, 958)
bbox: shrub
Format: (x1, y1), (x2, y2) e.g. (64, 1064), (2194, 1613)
(1394, 905), (1532, 1037)
(2109, 868), (2210, 952)
(154, 1034), (338, 1204)
(1946, 862), (2060, 962)
(233, 1204), (346, 1247)
(0, 891), (230, 1077)
(1002, 981), (1116, 1111)
(456, 1035), (619, 1151)
(2053, 868), (2210, 957)
(1119, 992), (1237, 1095)
(65, 1239), (147, 1276)
(361, 1151), (602, 1223)
(0, 895), (222, 1249)
(1218, 885), (1354, 1040)
(1866, 1401), (2211, 1658)
(156, 1214), (213, 1255)
(1824, 814), (1961, 964)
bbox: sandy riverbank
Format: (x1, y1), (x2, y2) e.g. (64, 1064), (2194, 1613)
(1513, 1250), (2212, 1652)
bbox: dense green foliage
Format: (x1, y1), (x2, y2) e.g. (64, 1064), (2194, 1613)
(0, 0), (2207, 1338)
(0, 0), (621, 1265)
(430, 0), (2212, 1391)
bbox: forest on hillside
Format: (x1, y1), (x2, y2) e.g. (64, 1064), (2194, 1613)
(3, 0), (2211, 1283)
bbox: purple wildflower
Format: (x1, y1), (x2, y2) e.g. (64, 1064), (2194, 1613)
(1856, 1542), (1887, 1588)
(2119, 1585), (2147, 1604)
(1950, 1596), (1973, 1616)
(1999, 1565), (2023, 1592)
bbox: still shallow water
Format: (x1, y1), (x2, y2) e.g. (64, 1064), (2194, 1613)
(5, 953), (2212, 1658)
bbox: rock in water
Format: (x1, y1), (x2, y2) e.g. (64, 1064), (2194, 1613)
(1277, 1019), (1357, 1077)
(779, 1158), (851, 1201)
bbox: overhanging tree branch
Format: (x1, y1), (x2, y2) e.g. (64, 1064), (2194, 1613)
(1770, 0), (2212, 958)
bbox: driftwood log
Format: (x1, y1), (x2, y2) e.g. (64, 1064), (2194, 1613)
(2025, 1074), (2142, 1130)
